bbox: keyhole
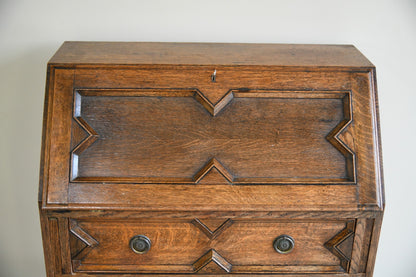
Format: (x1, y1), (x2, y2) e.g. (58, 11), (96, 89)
(211, 70), (217, 82)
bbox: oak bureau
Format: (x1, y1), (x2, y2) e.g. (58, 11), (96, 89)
(39, 42), (384, 277)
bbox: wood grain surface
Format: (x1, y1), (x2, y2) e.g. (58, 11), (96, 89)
(49, 42), (374, 68)
(39, 42), (384, 277)
(72, 89), (350, 183)
(69, 218), (350, 274)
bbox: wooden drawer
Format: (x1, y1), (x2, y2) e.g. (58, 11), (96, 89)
(69, 218), (359, 274)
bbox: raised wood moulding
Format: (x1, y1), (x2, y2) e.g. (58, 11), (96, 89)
(70, 88), (355, 185)
(66, 218), (356, 274)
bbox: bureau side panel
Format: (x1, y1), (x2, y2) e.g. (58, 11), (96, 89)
(365, 214), (383, 277)
(350, 72), (383, 209)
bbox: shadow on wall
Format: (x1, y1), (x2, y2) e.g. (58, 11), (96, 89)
(0, 46), (57, 277)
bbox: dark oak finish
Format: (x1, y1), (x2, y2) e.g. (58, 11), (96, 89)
(49, 42), (374, 68)
(72, 89), (352, 183)
(39, 42), (384, 276)
(66, 219), (350, 274)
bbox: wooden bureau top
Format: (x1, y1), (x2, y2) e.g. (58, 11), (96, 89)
(49, 41), (374, 68)
(40, 42), (384, 213)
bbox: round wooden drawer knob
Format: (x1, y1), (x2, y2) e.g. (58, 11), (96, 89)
(273, 235), (294, 254)
(130, 235), (151, 254)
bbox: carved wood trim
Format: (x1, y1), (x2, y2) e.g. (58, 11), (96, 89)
(325, 93), (356, 182)
(70, 88), (356, 185)
(193, 249), (232, 273)
(194, 89), (234, 116)
(69, 219), (99, 264)
(324, 220), (355, 271)
(193, 158), (233, 183)
(70, 91), (99, 180)
(191, 218), (233, 239)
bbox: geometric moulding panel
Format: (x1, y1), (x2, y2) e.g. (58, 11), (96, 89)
(324, 220), (355, 271)
(71, 89), (355, 185)
(66, 219), (355, 274)
(69, 219), (99, 270)
(193, 249), (233, 273)
(192, 218), (234, 240)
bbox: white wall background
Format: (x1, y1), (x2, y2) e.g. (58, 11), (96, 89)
(0, 0), (415, 276)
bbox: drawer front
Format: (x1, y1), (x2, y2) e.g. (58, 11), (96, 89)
(69, 218), (356, 274)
